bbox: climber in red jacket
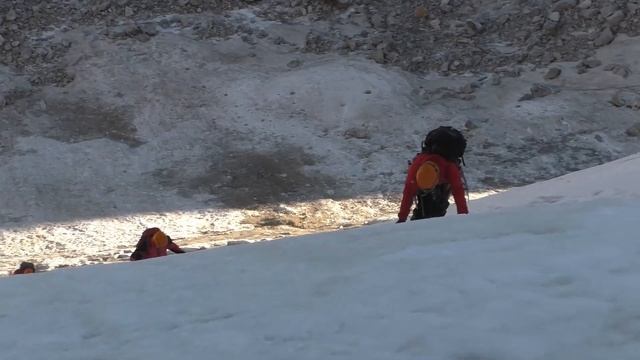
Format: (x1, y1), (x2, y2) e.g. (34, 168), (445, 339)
(130, 227), (185, 261)
(398, 126), (469, 222)
(12, 262), (36, 275)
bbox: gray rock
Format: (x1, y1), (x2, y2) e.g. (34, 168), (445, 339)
(581, 58), (602, 68)
(519, 83), (557, 101)
(370, 14), (385, 28)
(124, 6), (134, 17)
(495, 66), (522, 78)
(541, 52), (557, 65)
(464, 119), (479, 130)
(415, 6), (428, 18)
(604, 63), (631, 78)
(466, 20), (483, 34)
(580, 8), (599, 18)
(578, 0), (592, 9)
(287, 59), (303, 68)
(531, 83), (554, 98)
(227, 240), (250, 246)
(459, 83), (475, 94)
(543, 17), (560, 34)
(548, 12), (561, 22)
(93, 0), (112, 12)
(0, 35), (4, 47)
(273, 36), (288, 45)
(139, 23), (159, 36)
(108, 24), (141, 39)
(241, 34), (255, 45)
(20, 47), (32, 60)
(606, 10), (625, 27)
(553, 0), (577, 11)
(594, 27), (615, 47)
(600, 5), (617, 18)
(544, 67), (562, 80)
(343, 127), (370, 139)
(611, 91), (640, 109)
(5, 9), (17, 21)
(372, 48), (385, 63)
(626, 123), (640, 137)
(490, 74), (501, 86)
(336, 0), (354, 6)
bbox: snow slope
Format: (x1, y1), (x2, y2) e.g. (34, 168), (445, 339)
(472, 152), (640, 212)
(1, 154), (640, 359)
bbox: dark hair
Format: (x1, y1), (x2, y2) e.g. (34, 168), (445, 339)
(19, 262), (35, 271)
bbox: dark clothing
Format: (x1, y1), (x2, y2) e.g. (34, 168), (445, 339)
(411, 184), (451, 220)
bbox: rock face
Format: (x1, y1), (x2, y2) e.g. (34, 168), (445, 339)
(253, 0), (638, 75)
(2, 0), (639, 81)
(0, 0), (249, 85)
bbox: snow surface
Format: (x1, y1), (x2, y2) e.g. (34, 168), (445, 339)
(472, 152), (640, 212)
(2, 154), (640, 359)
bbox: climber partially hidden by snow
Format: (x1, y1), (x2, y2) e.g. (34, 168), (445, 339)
(12, 261), (36, 275)
(397, 126), (469, 223)
(130, 228), (185, 261)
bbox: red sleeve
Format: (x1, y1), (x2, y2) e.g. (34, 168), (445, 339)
(398, 158), (422, 221)
(446, 163), (469, 214)
(168, 242), (185, 254)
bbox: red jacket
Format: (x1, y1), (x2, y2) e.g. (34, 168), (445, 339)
(130, 228), (185, 261)
(398, 153), (468, 221)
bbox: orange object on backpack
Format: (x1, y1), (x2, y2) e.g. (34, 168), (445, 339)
(151, 231), (169, 248)
(415, 161), (440, 190)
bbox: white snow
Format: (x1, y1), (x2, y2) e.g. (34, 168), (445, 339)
(472, 152), (640, 212)
(2, 153), (640, 359)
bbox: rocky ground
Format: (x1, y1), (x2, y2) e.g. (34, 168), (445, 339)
(4, 0), (640, 80)
(2, 0), (640, 273)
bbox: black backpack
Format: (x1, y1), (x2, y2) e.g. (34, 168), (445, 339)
(421, 126), (467, 163)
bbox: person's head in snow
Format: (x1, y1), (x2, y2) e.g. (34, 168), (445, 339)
(397, 126), (469, 222)
(13, 261), (36, 275)
(130, 228), (185, 261)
